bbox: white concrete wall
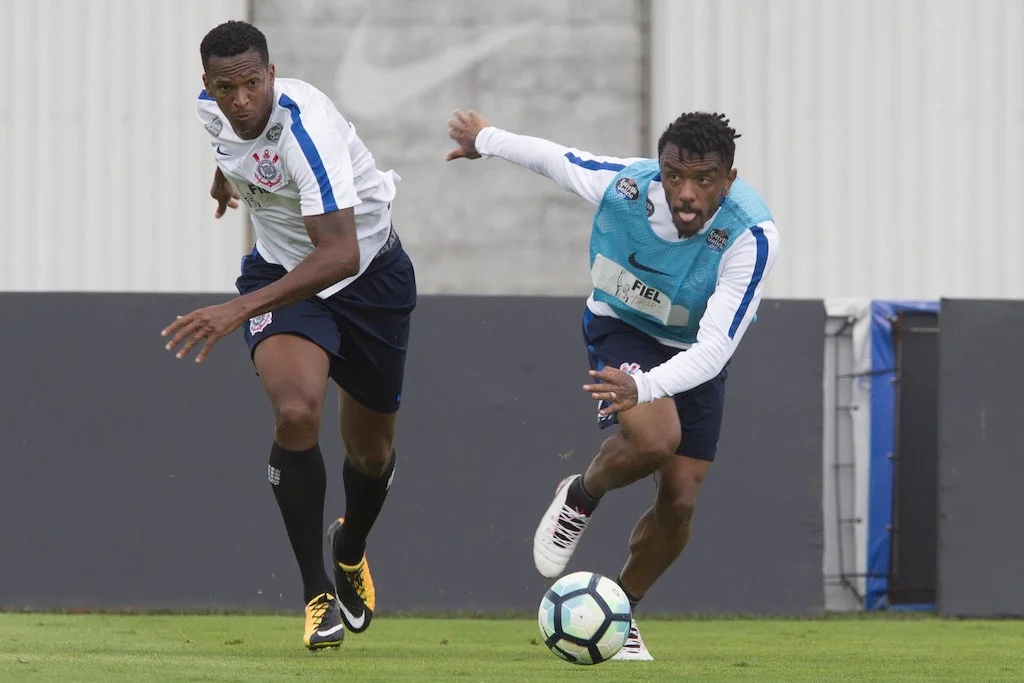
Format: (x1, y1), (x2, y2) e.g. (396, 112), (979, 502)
(2, 0), (250, 292)
(651, 0), (1024, 300)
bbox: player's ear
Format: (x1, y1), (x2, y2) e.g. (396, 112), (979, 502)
(202, 73), (210, 92)
(267, 63), (275, 84)
(724, 167), (737, 194)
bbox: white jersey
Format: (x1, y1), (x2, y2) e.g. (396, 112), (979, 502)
(475, 126), (780, 402)
(196, 78), (398, 298)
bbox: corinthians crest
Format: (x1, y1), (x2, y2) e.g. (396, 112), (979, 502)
(252, 149), (283, 188)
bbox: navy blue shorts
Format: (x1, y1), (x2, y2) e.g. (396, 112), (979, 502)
(582, 309), (728, 461)
(235, 230), (416, 414)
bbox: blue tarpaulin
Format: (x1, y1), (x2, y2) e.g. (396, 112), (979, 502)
(865, 300), (939, 610)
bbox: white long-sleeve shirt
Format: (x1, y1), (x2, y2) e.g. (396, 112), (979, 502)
(475, 126), (780, 403)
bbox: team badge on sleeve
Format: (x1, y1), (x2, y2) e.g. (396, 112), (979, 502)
(615, 177), (639, 200)
(253, 150), (283, 188)
(205, 116), (223, 136)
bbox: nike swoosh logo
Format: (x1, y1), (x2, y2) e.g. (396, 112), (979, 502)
(316, 624), (343, 637)
(339, 602), (366, 629)
(628, 253), (671, 276)
(215, 145), (229, 156)
(336, 14), (541, 118)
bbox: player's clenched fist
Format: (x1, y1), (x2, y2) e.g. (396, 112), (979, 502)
(445, 109), (489, 161)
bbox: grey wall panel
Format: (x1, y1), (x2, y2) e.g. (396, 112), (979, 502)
(0, 294), (823, 615)
(937, 299), (1024, 617)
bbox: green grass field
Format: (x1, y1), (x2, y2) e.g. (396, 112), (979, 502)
(1, 613), (1023, 682)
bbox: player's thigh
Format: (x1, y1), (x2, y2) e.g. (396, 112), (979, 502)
(332, 327), (407, 461)
(582, 310), (682, 456)
(237, 248), (339, 421)
(253, 334), (331, 425)
(331, 249), (414, 405)
(672, 367), (728, 461)
(329, 247), (415, 460)
(616, 397), (683, 461)
(338, 387), (398, 463)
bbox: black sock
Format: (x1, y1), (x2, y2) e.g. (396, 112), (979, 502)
(566, 475), (601, 515)
(616, 576), (642, 612)
(268, 442), (333, 604)
(333, 450), (396, 566)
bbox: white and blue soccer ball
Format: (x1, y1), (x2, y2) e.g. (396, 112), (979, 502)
(537, 570), (632, 665)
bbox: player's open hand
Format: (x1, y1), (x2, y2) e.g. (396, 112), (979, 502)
(445, 109), (488, 161)
(211, 167), (240, 218)
(584, 367), (639, 416)
(161, 301), (247, 364)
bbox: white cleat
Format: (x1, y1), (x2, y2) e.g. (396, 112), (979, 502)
(611, 619), (654, 661)
(533, 474), (592, 579)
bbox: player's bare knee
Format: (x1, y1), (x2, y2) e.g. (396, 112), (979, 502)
(654, 467), (705, 527)
(273, 398), (322, 444)
(655, 493), (697, 528)
(343, 437), (393, 478)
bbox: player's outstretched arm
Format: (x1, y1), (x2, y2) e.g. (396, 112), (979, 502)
(446, 109), (644, 206)
(584, 222), (780, 414)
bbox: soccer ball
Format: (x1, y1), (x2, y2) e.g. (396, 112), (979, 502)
(537, 570), (632, 665)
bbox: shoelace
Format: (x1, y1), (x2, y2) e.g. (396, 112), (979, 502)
(552, 505), (590, 549)
(623, 623), (643, 650)
(345, 565), (367, 600)
(308, 597), (330, 627)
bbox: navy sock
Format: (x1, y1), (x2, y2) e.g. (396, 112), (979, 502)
(566, 475), (601, 515)
(268, 442), (334, 603)
(333, 450), (396, 566)
(616, 576), (642, 611)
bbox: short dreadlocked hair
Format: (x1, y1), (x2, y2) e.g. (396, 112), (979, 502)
(656, 112), (740, 168)
(200, 20), (269, 71)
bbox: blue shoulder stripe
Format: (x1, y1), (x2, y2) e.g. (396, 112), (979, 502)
(565, 152), (625, 172)
(728, 226), (769, 339)
(278, 94), (338, 213)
